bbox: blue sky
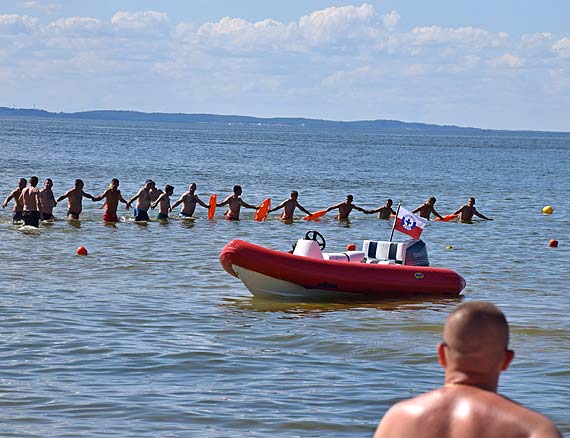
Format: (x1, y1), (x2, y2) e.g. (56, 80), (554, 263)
(1, 1), (568, 131)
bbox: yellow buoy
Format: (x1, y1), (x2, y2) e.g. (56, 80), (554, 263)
(542, 205), (553, 214)
(446, 245), (453, 250)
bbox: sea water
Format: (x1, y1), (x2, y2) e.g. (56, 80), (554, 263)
(0, 117), (569, 436)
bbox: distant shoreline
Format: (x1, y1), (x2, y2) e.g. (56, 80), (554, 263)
(1, 106), (568, 135)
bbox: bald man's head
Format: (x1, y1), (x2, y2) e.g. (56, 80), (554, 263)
(443, 301), (509, 357)
(439, 301), (515, 391)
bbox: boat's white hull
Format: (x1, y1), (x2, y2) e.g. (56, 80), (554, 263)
(233, 265), (357, 299)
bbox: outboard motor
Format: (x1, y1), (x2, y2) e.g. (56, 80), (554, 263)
(404, 240), (430, 266)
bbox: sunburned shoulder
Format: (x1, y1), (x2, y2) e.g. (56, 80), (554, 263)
(375, 390), (448, 437)
(381, 387), (561, 438)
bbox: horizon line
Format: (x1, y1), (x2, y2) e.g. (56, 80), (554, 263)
(1, 106), (569, 135)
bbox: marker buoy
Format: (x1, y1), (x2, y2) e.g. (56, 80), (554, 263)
(549, 239), (558, 248)
(76, 246), (88, 256)
(542, 206), (553, 214)
(446, 245), (453, 250)
(346, 243), (356, 251)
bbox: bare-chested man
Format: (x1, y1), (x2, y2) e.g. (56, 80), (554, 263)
(268, 191), (311, 221)
(39, 178), (57, 220)
(56, 179), (94, 221)
(127, 180), (153, 222)
(217, 185), (258, 221)
(151, 184), (174, 220)
(148, 180), (163, 203)
(374, 301), (561, 438)
(2, 177), (27, 222)
(92, 178), (128, 223)
(171, 183), (209, 218)
(452, 197), (493, 222)
(413, 196), (444, 220)
(325, 194), (366, 220)
(20, 176), (42, 227)
(364, 198), (397, 220)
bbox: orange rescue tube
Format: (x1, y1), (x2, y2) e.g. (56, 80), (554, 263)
(254, 198), (271, 221)
(435, 214), (458, 222)
(208, 194), (217, 220)
(303, 209), (327, 221)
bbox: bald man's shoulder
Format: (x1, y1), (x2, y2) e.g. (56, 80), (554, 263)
(374, 386), (561, 438)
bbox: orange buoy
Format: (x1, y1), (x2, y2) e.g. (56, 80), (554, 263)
(549, 239), (558, 248)
(346, 243), (356, 251)
(76, 246), (88, 256)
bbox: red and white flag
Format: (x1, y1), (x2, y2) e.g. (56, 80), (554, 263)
(394, 206), (427, 239)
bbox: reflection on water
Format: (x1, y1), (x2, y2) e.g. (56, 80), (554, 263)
(222, 295), (464, 315)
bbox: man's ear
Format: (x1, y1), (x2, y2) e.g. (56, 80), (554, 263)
(501, 349), (515, 371)
(437, 343), (447, 367)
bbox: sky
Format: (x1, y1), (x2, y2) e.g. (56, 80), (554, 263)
(0, 1), (569, 131)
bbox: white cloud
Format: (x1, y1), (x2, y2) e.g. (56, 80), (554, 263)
(194, 17), (292, 52)
(464, 55), (480, 67)
(111, 10), (169, 33)
(381, 10), (399, 31)
(552, 37), (570, 58)
(410, 25), (492, 47)
(47, 17), (102, 34)
(191, 4), (390, 54)
(18, 1), (62, 14)
(0, 14), (38, 34)
(321, 65), (375, 88)
(298, 4), (377, 45)
(521, 32), (553, 47)
(488, 53), (525, 68)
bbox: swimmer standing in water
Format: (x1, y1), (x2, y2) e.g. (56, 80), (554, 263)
(325, 194), (367, 220)
(413, 197), (444, 220)
(452, 197), (493, 222)
(56, 179), (94, 221)
(39, 178), (57, 221)
(364, 198), (397, 219)
(170, 183), (209, 218)
(127, 180), (153, 222)
(151, 184), (174, 220)
(217, 185), (258, 220)
(92, 178), (129, 223)
(20, 176), (42, 228)
(2, 178), (27, 223)
(268, 191), (311, 221)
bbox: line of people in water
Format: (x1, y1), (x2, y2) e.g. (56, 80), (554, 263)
(1, 176), (493, 228)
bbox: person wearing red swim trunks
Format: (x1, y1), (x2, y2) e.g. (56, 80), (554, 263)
(92, 178), (128, 223)
(216, 185), (258, 220)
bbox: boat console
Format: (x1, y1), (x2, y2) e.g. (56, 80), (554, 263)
(293, 231), (430, 267)
(363, 239), (429, 266)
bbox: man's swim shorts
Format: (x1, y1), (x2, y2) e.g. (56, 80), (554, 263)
(134, 208), (150, 222)
(23, 210), (40, 228)
(103, 212), (119, 223)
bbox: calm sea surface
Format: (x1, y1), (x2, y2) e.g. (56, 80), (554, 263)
(1, 117), (569, 436)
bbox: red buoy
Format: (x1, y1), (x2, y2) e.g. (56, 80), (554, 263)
(76, 246), (88, 256)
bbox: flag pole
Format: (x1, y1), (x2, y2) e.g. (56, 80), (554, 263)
(389, 201), (401, 242)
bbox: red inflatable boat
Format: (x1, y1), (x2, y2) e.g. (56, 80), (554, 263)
(220, 231), (466, 299)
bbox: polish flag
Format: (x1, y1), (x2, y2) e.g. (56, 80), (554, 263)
(394, 206), (427, 239)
